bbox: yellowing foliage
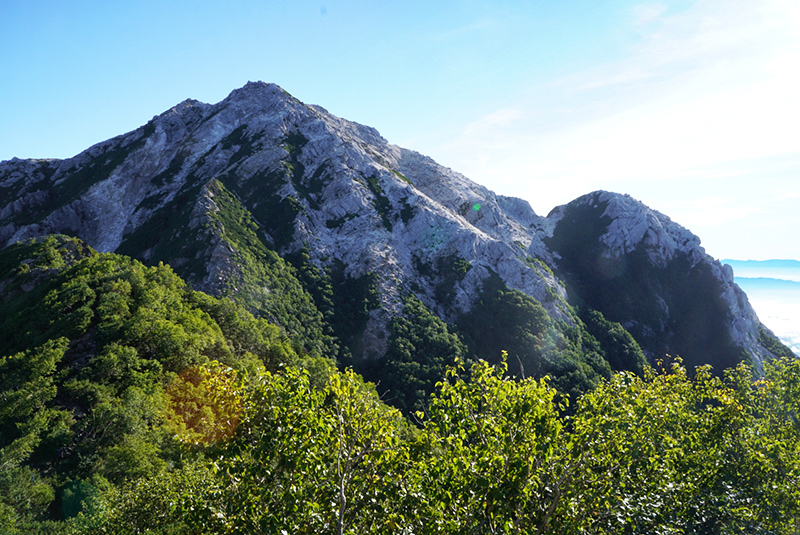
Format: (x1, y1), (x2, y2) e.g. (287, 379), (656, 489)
(164, 361), (244, 446)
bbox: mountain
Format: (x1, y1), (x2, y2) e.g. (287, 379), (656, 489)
(728, 269), (800, 357)
(722, 259), (800, 282)
(0, 82), (790, 395)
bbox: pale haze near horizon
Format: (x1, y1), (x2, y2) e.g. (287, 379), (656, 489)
(1, 0), (799, 261)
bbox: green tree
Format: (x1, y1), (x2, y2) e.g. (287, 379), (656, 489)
(0, 339), (73, 529)
(210, 367), (409, 534)
(411, 356), (567, 534)
(725, 357), (800, 531)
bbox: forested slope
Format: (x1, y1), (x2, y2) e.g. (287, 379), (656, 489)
(2, 235), (800, 534)
(0, 235), (314, 531)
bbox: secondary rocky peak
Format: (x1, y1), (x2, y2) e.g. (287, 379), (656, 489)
(546, 189), (781, 371)
(551, 190), (703, 268)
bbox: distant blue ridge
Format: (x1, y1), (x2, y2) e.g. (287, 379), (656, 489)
(723, 259), (800, 268)
(735, 277), (800, 288)
(723, 259), (800, 283)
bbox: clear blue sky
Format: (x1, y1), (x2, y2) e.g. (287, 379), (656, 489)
(2, 0), (799, 260)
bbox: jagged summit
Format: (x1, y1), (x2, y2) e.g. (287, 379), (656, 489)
(549, 190), (704, 266)
(227, 80), (289, 101)
(0, 82), (789, 373)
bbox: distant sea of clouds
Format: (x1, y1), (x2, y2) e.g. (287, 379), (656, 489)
(724, 260), (800, 357)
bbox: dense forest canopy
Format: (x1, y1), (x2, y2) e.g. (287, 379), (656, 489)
(2, 235), (800, 534)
